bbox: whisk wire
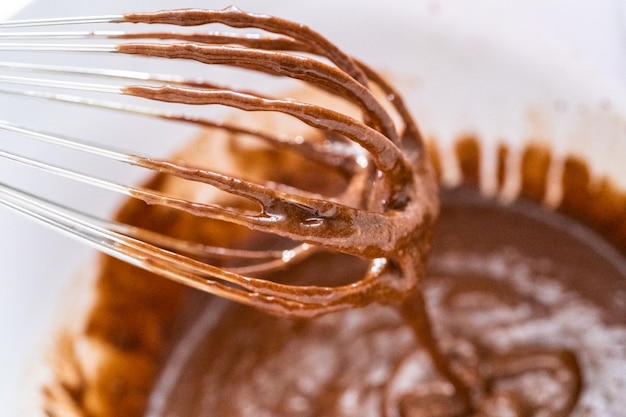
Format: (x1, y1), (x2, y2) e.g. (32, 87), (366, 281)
(0, 15), (122, 28)
(0, 8), (436, 317)
(0, 74), (120, 92)
(0, 31), (125, 39)
(0, 43), (116, 52)
(0, 61), (184, 83)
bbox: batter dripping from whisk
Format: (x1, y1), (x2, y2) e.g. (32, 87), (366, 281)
(1, 7), (624, 417)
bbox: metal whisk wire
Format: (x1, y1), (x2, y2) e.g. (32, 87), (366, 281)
(0, 8), (437, 317)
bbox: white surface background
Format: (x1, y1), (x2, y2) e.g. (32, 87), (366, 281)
(0, 1), (33, 20)
(1, 1), (625, 416)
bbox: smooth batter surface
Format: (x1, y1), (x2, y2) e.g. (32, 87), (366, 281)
(29, 9), (626, 417)
(147, 188), (626, 417)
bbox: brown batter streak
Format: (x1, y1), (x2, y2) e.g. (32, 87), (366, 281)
(46, 8), (626, 417)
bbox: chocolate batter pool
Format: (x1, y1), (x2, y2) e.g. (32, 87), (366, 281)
(146, 187), (625, 417)
(33, 10), (625, 417)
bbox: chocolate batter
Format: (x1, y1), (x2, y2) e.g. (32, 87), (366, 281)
(35, 8), (626, 417)
(145, 187), (624, 417)
(43, 115), (626, 417)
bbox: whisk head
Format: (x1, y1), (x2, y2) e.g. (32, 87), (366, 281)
(0, 7), (438, 317)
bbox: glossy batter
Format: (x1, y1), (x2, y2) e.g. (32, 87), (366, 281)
(36, 9), (626, 417)
(146, 188), (625, 417)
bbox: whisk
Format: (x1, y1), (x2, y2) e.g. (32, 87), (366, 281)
(0, 7), (438, 318)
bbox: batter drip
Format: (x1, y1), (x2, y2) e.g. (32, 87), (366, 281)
(30, 8), (626, 417)
(143, 187), (625, 417)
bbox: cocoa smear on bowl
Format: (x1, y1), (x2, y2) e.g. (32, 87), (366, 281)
(40, 131), (626, 417)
